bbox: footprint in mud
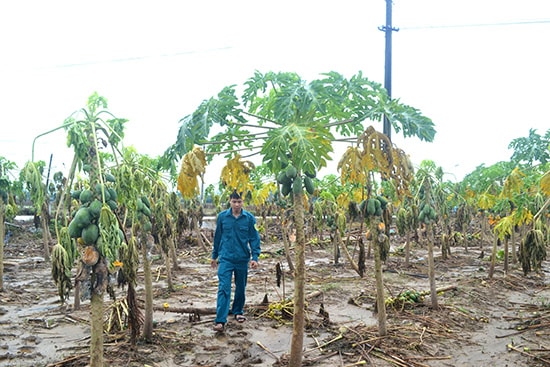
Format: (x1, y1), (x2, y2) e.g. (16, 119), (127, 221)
(213, 328), (249, 339)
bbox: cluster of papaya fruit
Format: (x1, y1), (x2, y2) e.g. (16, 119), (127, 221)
(385, 289), (425, 310)
(418, 201), (437, 224)
(276, 165), (315, 196)
(136, 196), (152, 231)
(359, 195), (388, 217)
(68, 173), (121, 246)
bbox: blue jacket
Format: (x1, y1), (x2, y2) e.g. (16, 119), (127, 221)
(212, 208), (261, 264)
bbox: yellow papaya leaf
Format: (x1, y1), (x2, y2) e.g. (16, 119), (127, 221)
(493, 215), (513, 240)
(337, 146), (366, 185)
(478, 192), (496, 210)
(502, 167), (525, 198)
(220, 155), (255, 195)
(541, 170), (550, 196)
(336, 193), (350, 209)
(177, 146), (206, 199)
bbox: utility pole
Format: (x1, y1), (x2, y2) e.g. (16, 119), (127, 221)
(379, 0), (399, 141)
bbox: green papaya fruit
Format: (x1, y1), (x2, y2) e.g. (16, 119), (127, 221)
(277, 171), (291, 185)
(68, 220), (82, 238)
(107, 200), (118, 211)
(141, 195), (151, 209)
(71, 190), (82, 200)
(304, 169), (316, 178)
(105, 173), (116, 183)
(81, 223), (99, 245)
(88, 199), (102, 219)
(73, 207), (91, 228)
(281, 181), (292, 196)
(285, 165), (298, 179)
(366, 198), (376, 216)
(304, 176), (314, 195)
(108, 187), (118, 201)
(79, 189), (94, 204)
(374, 199), (381, 212)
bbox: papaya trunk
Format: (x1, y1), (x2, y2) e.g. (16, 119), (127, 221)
(504, 237), (509, 274)
(164, 239), (174, 292)
(404, 232), (410, 267)
(90, 291), (104, 366)
(372, 220), (387, 336)
(141, 232), (154, 342)
(511, 229), (517, 264)
(73, 263), (81, 310)
(480, 213), (488, 252)
(289, 192), (306, 367)
(168, 237), (179, 271)
(40, 203), (51, 261)
(281, 223), (295, 273)
(333, 221), (339, 265)
(427, 223), (438, 308)
(489, 235), (498, 279)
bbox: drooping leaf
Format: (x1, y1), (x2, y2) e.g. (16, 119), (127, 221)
(540, 170), (550, 196)
(177, 146), (207, 199)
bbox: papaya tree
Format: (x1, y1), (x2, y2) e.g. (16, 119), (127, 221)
(338, 126), (415, 334)
(22, 160), (52, 261)
(59, 92), (128, 366)
(395, 198), (418, 267)
(460, 162), (515, 253)
(0, 157), (18, 291)
(414, 161), (442, 308)
(166, 71), (435, 365)
(509, 128), (550, 166)
(110, 148), (155, 342)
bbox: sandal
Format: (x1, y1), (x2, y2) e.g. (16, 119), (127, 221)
(235, 315), (246, 323)
(213, 323), (225, 332)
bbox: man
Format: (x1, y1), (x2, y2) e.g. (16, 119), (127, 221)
(211, 190), (261, 332)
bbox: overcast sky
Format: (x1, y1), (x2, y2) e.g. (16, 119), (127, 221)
(1, 0), (549, 184)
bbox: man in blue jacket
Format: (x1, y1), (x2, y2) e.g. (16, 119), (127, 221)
(211, 190), (261, 332)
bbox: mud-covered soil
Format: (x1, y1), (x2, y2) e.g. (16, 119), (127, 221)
(2, 217), (550, 367)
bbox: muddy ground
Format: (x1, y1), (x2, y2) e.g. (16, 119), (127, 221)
(1, 217), (550, 367)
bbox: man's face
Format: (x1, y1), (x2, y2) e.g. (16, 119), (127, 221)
(230, 198), (243, 212)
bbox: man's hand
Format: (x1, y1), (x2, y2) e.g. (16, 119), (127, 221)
(210, 259), (218, 269)
(250, 260), (259, 269)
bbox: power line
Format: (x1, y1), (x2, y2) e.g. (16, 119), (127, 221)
(400, 19), (550, 30)
(0, 46), (234, 70)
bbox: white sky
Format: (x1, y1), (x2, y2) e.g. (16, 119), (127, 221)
(1, 0), (549, 185)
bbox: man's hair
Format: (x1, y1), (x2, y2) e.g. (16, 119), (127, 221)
(229, 190), (242, 200)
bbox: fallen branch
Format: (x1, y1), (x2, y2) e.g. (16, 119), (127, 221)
(153, 305), (216, 315)
(507, 343), (550, 365)
(304, 351), (340, 364)
(45, 353), (88, 367)
(304, 334), (343, 355)
(256, 340), (280, 361)
(497, 321), (550, 339)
